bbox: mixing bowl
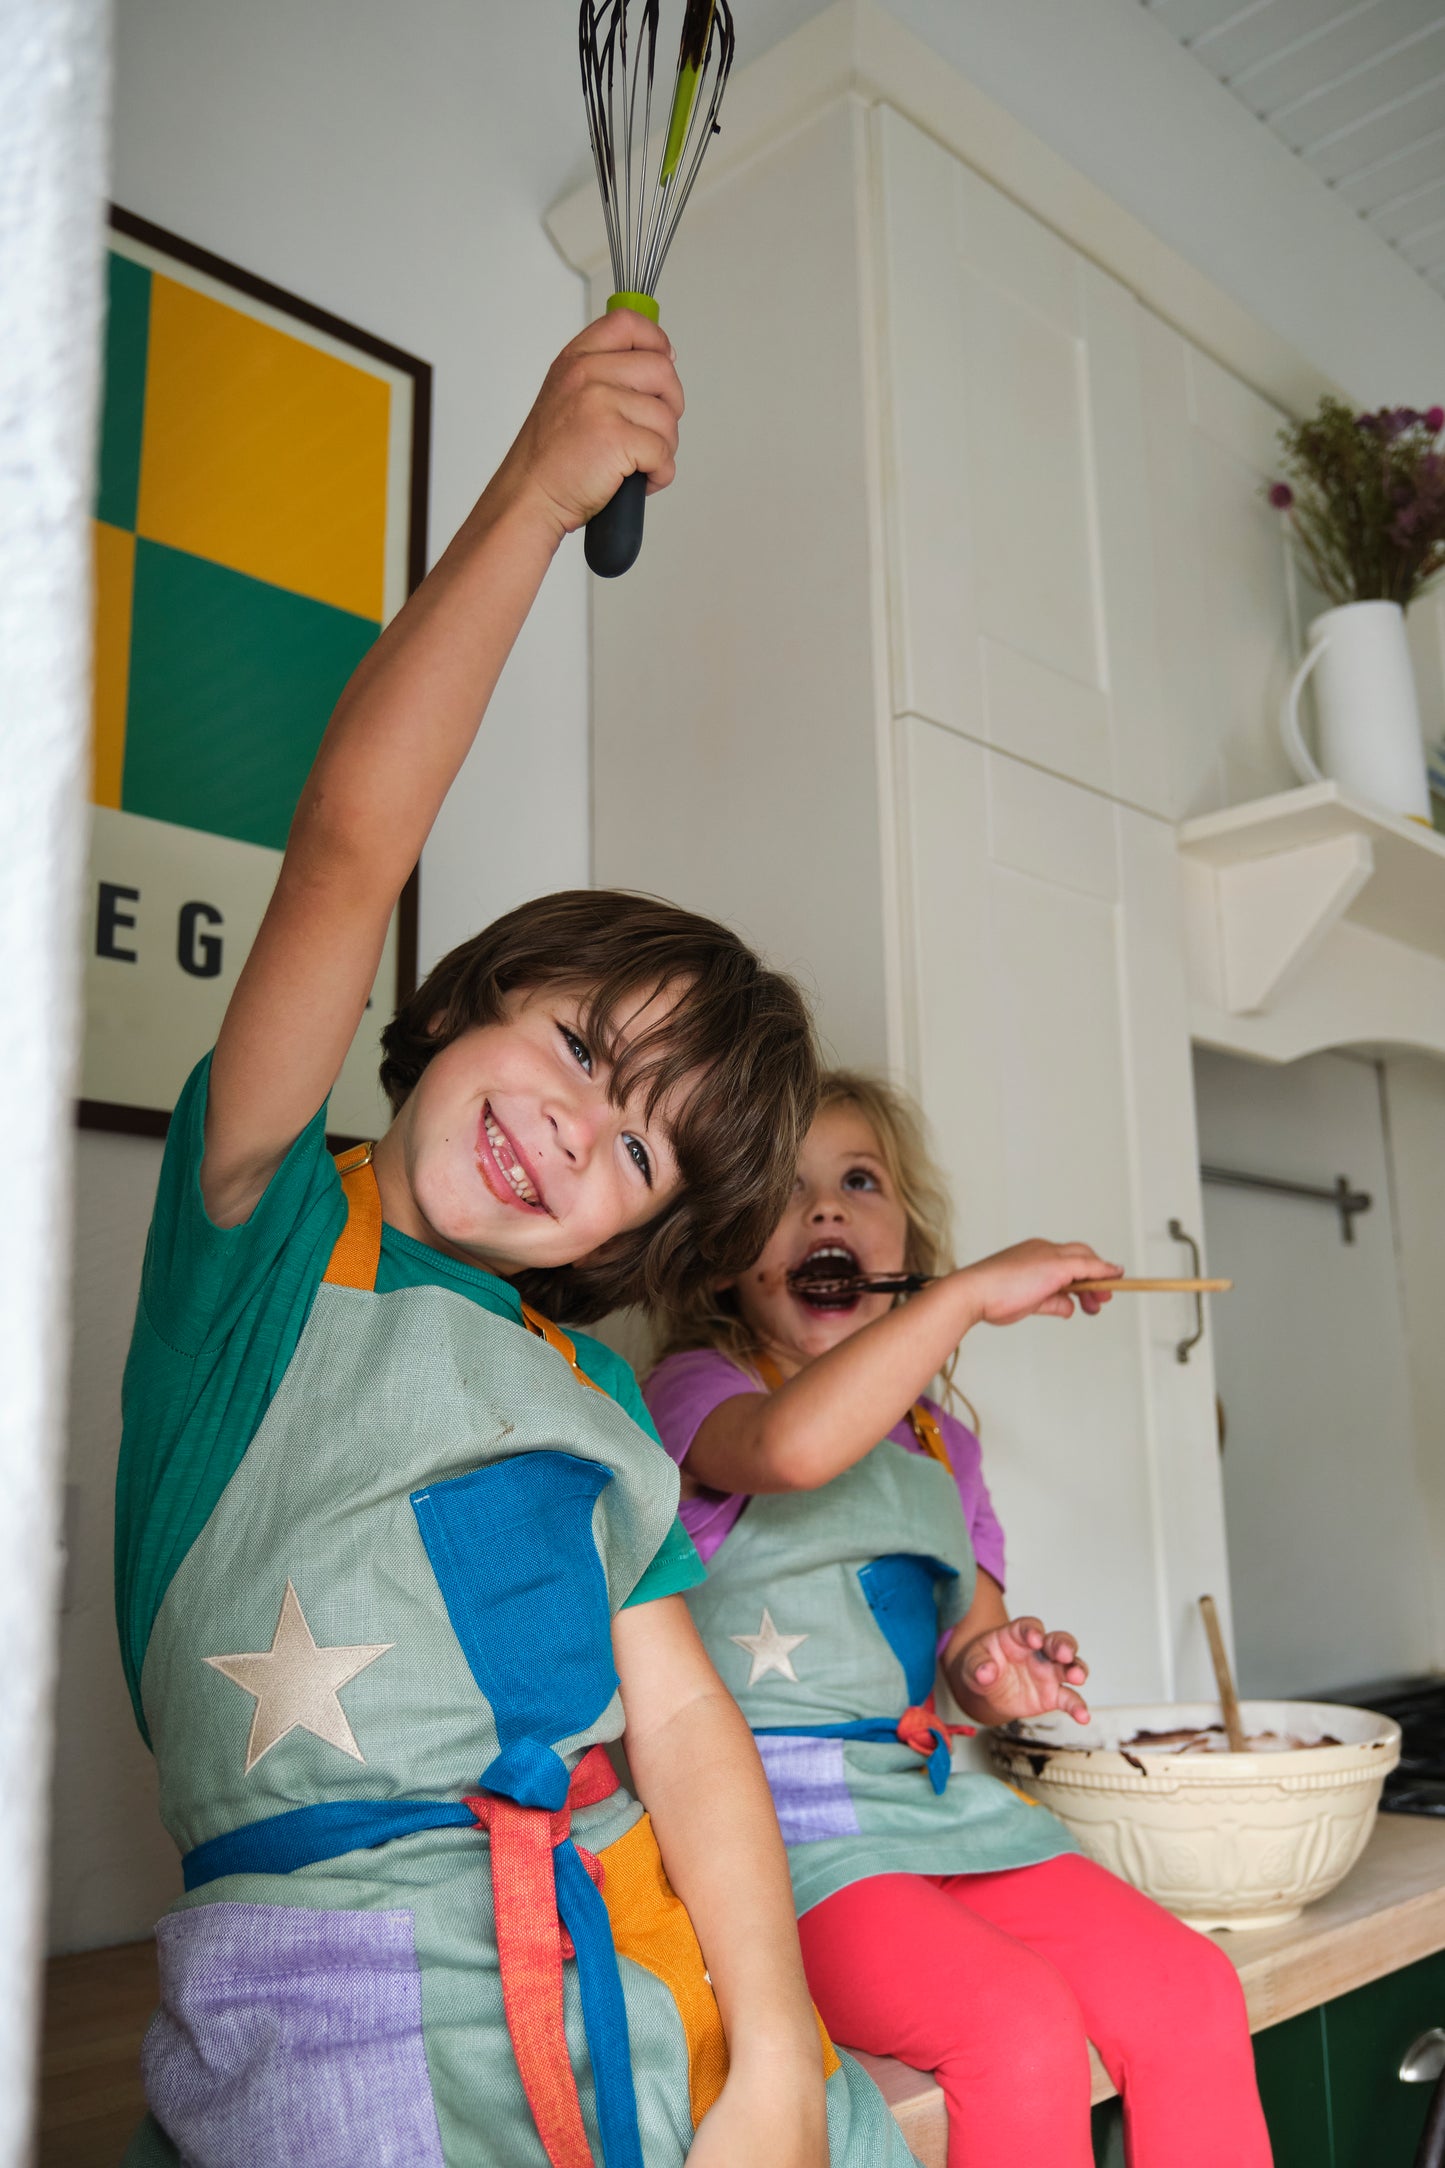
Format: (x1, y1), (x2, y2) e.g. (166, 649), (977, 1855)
(988, 1700), (1400, 1930)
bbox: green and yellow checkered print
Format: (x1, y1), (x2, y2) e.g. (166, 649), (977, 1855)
(92, 251), (391, 852)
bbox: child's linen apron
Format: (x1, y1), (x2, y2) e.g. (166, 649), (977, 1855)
(123, 1152), (907, 2168)
(683, 1421), (1080, 1919)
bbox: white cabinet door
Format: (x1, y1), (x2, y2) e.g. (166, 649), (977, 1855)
(875, 107), (1167, 817)
(1140, 318), (1308, 820)
(897, 716), (1230, 1700)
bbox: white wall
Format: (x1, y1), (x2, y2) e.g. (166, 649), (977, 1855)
(1, 0), (111, 2132)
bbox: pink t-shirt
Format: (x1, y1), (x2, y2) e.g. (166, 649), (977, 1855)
(642, 1346), (1006, 1587)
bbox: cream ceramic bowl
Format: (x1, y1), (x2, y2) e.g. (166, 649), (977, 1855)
(988, 1700), (1401, 1931)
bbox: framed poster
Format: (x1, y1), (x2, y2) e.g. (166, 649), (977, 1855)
(83, 207), (431, 1142)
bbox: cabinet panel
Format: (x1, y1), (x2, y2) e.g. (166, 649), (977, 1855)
(898, 719), (1227, 1697)
(1326, 1948), (1445, 2165)
(1254, 2006), (1333, 2168)
(1141, 318), (1309, 819)
(876, 108), (1164, 814)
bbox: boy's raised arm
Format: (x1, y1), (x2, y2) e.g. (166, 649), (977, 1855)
(202, 311), (683, 1226)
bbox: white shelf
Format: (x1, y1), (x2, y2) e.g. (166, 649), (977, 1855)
(1180, 782), (1445, 967)
(1178, 784), (1445, 1018)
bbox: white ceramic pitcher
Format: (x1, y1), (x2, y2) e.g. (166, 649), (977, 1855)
(1280, 600), (1432, 822)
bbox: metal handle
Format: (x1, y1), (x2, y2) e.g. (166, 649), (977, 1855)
(1403, 2031), (1445, 2084)
(1169, 1220), (1205, 1365)
(1404, 2033), (1445, 2168)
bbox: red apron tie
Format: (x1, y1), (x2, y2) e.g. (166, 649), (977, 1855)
(897, 1693), (975, 1769)
(463, 1744), (619, 2168)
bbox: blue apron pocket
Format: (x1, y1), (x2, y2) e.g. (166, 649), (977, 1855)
(411, 1452), (619, 1770)
(143, 1902), (445, 2168)
(857, 1553), (958, 1704)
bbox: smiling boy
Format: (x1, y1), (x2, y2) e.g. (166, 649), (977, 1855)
(116, 312), (911, 2168)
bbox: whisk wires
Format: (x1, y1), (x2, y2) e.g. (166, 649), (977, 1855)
(580, 0), (736, 301)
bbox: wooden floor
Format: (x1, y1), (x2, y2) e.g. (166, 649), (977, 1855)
(38, 1939), (156, 2168)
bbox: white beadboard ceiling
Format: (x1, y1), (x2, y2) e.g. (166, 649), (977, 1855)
(1143, 0), (1445, 304)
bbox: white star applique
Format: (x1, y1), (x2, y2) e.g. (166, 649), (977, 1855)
(205, 1581), (393, 1775)
(730, 1607), (809, 1687)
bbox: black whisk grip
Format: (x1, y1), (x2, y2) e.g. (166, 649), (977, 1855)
(585, 469), (647, 578)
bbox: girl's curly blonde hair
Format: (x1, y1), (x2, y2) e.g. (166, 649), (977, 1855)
(651, 1069), (978, 1426)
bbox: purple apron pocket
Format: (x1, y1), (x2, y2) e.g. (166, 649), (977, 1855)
(143, 1903), (445, 2168)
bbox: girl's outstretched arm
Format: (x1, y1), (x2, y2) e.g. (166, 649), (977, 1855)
(685, 1239), (1120, 1498)
(614, 1597), (828, 2168)
(202, 310), (683, 1227)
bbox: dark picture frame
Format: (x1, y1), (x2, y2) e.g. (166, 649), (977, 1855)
(80, 206), (431, 1142)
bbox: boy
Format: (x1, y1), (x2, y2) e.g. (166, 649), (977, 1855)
(117, 312), (909, 2166)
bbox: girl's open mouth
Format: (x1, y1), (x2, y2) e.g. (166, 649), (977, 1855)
(476, 1103), (548, 1213)
(790, 1242), (865, 1312)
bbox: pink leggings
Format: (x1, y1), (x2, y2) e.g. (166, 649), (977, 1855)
(797, 1855), (1272, 2167)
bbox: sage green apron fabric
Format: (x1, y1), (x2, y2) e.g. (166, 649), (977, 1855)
(125, 1251), (909, 2164)
(685, 1440), (1079, 1917)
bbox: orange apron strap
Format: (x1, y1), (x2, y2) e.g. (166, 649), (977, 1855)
(519, 1302), (608, 1398)
(906, 1399), (954, 1473)
(322, 1143), (383, 1292)
(754, 1350), (950, 1472)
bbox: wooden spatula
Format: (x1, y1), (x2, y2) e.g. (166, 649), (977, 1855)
(1199, 1594), (1248, 1754)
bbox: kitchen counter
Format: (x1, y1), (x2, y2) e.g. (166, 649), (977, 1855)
(853, 1814), (1445, 2166)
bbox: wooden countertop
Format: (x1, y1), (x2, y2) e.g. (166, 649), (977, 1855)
(852, 1813), (1445, 2167)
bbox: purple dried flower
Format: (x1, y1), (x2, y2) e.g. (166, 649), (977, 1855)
(1387, 407), (1421, 437)
(1426, 406), (1445, 433)
(1268, 481), (1294, 510)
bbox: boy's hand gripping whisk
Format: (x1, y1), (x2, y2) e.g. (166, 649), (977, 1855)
(579, 0), (736, 575)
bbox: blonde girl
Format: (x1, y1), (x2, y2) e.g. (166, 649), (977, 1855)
(643, 1072), (1271, 2168)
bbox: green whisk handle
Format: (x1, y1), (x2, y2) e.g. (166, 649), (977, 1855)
(585, 292), (661, 579)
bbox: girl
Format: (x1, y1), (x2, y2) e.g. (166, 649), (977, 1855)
(644, 1072), (1272, 2168)
(116, 318), (909, 2168)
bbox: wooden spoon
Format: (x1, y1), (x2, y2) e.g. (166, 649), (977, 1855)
(1199, 1594), (1248, 1754)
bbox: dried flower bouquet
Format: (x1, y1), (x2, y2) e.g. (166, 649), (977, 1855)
(1267, 400), (1445, 611)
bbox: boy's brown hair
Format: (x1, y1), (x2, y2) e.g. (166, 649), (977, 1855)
(380, 890), (818, 1325)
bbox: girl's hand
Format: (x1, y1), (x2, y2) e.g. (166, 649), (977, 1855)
(498, 308), (684, 541)
(686, 2053), (828, 2168)
(957, 1238), (1121, 1325)
(953, 1615), (1091, 1727)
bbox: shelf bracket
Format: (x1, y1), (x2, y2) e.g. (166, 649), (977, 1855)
(1210, 831), (1374, 1015)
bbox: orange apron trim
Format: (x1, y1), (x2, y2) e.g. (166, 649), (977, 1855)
(323, 1143), (383, 1290)
(598, 1812), (731, 2126)
(521, 1302), (609, 1397)
(464, 1744), (619, 2168)
(599, 1811), (841, 2118)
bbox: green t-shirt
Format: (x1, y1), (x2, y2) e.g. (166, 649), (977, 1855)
(115, 1055), (703, 1736)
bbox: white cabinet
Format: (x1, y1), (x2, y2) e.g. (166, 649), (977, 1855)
(552, 39), (1328, 1696)
(877, 110), (1168, 818)
(900, 723), (1225, 1697)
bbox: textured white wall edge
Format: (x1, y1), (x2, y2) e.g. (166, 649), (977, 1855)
(0, 0), (111, 2152)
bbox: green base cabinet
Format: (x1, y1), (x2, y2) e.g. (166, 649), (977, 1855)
(1089, 1950), (1445, 2166)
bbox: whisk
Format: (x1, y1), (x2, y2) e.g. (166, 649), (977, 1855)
(579, 0), (736, 576)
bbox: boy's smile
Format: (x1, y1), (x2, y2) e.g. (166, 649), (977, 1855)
(372, 985), (691, 1275)
(733, 1103), (910, 1370)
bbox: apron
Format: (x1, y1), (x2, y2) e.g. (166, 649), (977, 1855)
(683, 1356), (1079, 1918)
(123, 1149), (908, 2168)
